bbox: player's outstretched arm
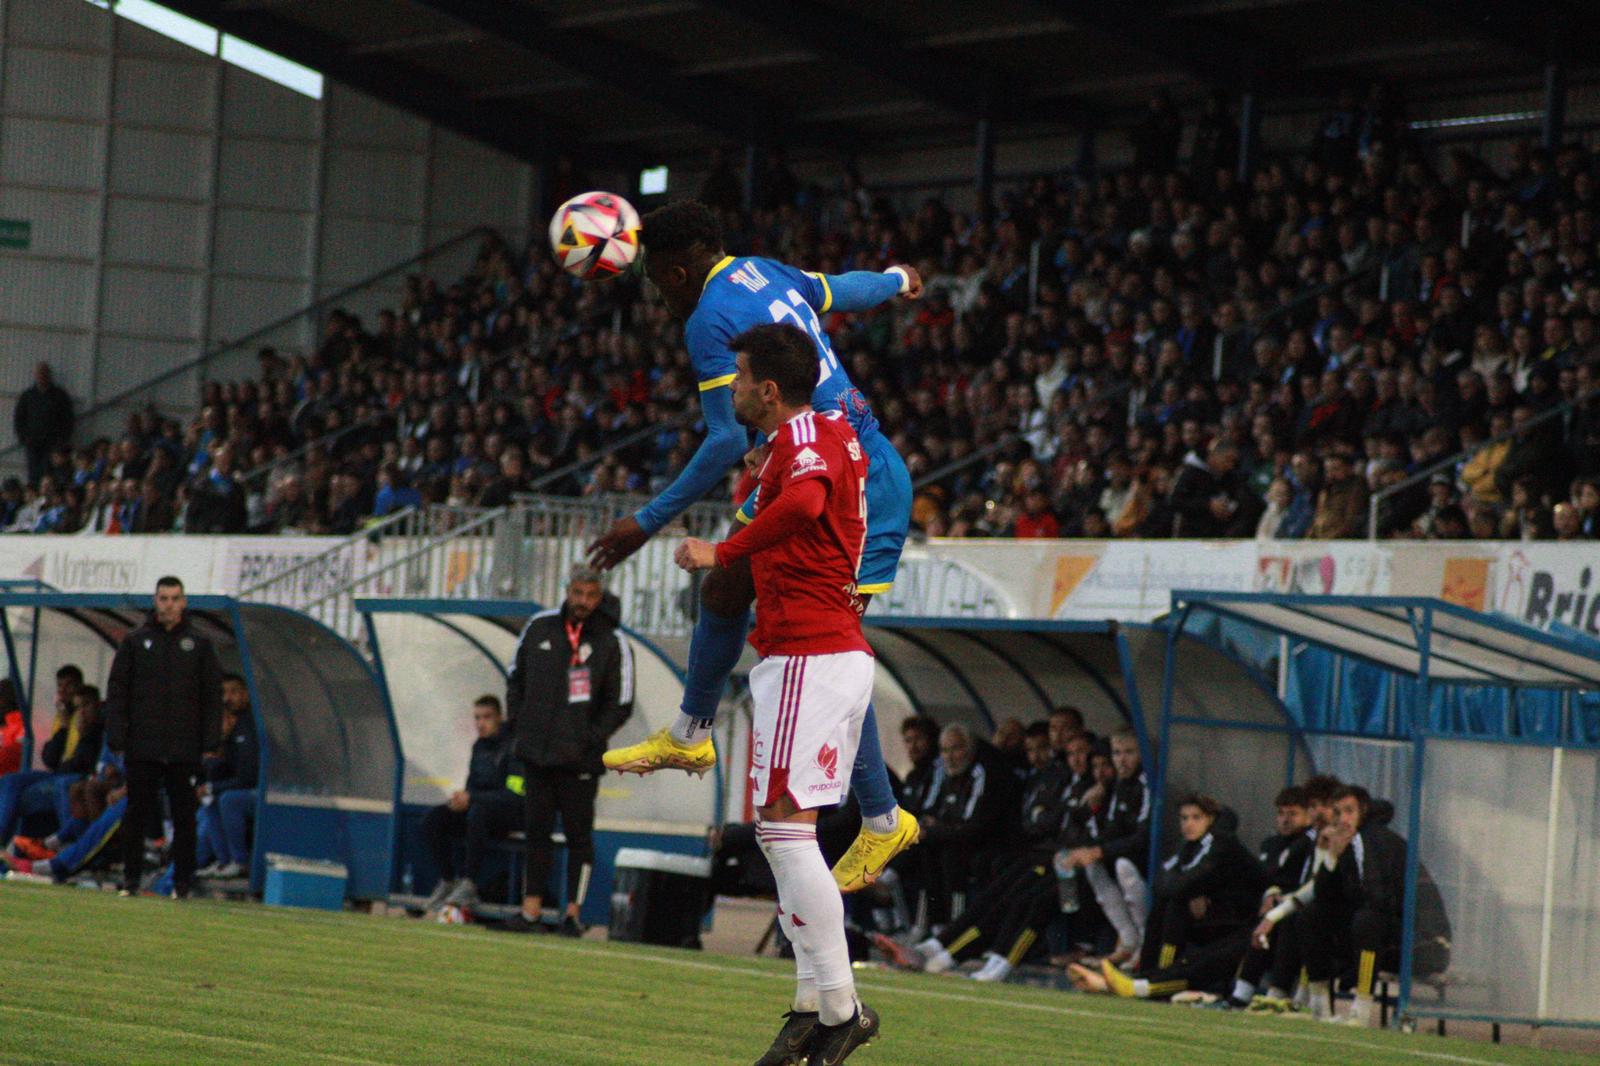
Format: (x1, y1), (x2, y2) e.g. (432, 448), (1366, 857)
(813, 266), (922, 312)
(587, 384), (747, 570)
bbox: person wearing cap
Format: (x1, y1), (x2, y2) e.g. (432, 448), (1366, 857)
(502, 565), (634, 935)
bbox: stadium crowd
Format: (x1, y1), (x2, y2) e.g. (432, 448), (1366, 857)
(5, 87), (1600, 542)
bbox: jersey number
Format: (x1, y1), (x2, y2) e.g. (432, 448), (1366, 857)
(767, 289), (841, 385)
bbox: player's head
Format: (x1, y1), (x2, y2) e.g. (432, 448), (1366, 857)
(564, 563), (605, 622)
(1274, 784), (1310, 836)
(642, 200), (724, 320)
(1110, 727), (1141, 779)
(1022, 721), (1053, 771)
(1330, 784), (1369, 835)
(728, 323), (816, 431)
(472, 694), (503, 739)
(1177, 793), (1220, 842)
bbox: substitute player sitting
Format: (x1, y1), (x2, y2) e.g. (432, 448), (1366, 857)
(595, 200), (920, 893)
(675, 323), (880, 1065)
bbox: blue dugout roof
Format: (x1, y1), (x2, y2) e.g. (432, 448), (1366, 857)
(1171, 592), (1600, 691)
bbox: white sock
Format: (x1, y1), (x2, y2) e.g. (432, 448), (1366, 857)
(1133, 978), (1151, 998)
(1232, 979), (1256, 1002)
(670, 712), (714, 744)
(862, 809), (899, 835)
(757, 819), (855, 1025)
(777, 903), (818, 1012)
(1308, 980), (1332, 1020)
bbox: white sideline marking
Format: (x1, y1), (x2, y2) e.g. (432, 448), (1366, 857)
(0, 1003), (401, 1066)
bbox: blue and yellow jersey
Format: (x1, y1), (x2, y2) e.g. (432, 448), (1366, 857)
(687, 255), (883, 447)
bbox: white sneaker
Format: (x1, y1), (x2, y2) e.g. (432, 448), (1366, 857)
(444, 877), (481, 907)
(423, 878), (457, 911)
(970, 955), (1012, 983)
(195, 862), (224, 879)
(212, 862), (246, 879)
(921, 945), (957, 976)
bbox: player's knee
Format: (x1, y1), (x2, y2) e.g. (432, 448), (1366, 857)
(700, 561), (755, 618)
(1114, 858), (1145, 890)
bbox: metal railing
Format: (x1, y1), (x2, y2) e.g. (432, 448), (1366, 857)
(236, 504), (493, 640)
(0, 225), (499, 475)
(1367, 385), (1600, 540)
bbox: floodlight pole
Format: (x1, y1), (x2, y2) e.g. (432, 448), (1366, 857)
(1148, 597), (1191, 882)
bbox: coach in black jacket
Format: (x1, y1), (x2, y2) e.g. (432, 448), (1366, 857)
(504, 566), (633, 934)
(104, 576), (222, 898)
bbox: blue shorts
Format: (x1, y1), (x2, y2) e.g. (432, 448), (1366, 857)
(736, 431), (911, 593)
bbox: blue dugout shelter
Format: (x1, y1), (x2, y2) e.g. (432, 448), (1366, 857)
(0, 591), (398, 900)
(1158, 592), (1600, 1033)
(356, 598), (713, 927)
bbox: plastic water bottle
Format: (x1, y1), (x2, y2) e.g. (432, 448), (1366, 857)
(1053, 852), (1080, 914)
(401, 864), (414, 896)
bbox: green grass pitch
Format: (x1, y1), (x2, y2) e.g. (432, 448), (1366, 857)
(0, 882), (1583, 1066)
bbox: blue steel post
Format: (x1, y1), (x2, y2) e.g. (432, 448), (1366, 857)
(1396, 606), (1431, 1027)
(1147, 600), (1190, 882)
(226, 601), (273, 896)
(363, 610), (407, 897)
(26, 603), (40, 765)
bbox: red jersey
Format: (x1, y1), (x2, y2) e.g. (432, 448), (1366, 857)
(715, 409), (871, 657)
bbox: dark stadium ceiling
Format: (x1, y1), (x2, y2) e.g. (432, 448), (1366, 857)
(170, 0), (1596, 172)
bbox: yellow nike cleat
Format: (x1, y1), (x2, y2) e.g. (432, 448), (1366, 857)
(831, 807), (920, 893)
(1101, 958), (1137, 998)
(602, 728), (716, 776)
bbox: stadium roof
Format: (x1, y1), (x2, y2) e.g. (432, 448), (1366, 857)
(167, 0), (1597, 170)
(1172, 591), (1600, 690)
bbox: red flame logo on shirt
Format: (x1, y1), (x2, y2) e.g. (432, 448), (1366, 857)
(816, 743), (838, 781)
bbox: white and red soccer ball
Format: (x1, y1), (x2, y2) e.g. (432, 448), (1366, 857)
(548, 191), (641, 280)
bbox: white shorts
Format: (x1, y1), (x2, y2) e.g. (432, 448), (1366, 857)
(748, 650), (874, 811)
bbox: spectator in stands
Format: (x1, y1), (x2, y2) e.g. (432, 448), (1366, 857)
(104, 576), (222, 898)
(503, 566), (634, 935)
(184, 442), (247, 533)
(1057, 728), (1150, 965)
(13, 362), (74, 487)
(420, 694), (518, 910)
(1309, 452), (1369, 539)
(196, 674), (259, 880)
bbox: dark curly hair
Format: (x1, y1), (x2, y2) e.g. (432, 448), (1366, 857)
(641, 200), (723, 259)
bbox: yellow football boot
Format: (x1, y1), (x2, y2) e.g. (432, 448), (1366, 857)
(602, 728), (716, 776)
(831, 807), (921, 893)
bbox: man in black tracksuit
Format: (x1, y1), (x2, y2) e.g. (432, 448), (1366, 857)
(504, 567), (633, 934)
(104, 577), (222, 898)
(915, 723), (1018, 927)
(420, 694), (518, 909)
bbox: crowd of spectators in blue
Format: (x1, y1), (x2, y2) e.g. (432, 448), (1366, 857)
(5, 85), (1600, 542)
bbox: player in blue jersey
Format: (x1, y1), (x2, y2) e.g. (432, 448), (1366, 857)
(592, 200), (920, 892)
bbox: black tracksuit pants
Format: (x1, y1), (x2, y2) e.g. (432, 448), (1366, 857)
(522, 767), (599, 908)
(123, 760), (200, 892)
(421, 792), (521, 883)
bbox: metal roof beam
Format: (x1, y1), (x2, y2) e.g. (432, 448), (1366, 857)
(409, 0), (770, 144)
(161, 0), (624, 169)
(699, 0), (1094, 128)
(1394, 0), (1572, 64)
(1035, 0), (1338, 96)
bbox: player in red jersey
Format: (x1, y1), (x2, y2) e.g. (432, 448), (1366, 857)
(675, 323), (879, 1065)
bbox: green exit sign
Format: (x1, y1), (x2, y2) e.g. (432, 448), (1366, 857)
(0, 218), (31, 249)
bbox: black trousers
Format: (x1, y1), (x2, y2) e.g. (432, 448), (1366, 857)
(1300, 898), (1399, 993)
(940, 852), (1058, 965)
(1238, 910), (1305, 994)
(523, 767), (599, 908)
(1136, 926), (1254, 998)
(123, 760), (200, 892)
(420, 792), (520, 883)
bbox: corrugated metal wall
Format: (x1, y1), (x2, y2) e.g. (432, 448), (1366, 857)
(0, 0), (538, 465)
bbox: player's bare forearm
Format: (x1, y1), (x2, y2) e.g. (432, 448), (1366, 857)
(674, 537), (718, 572)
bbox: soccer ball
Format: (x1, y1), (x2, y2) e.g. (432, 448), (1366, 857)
(435, 904), (472, 925)
(549, 191), (641, 280)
